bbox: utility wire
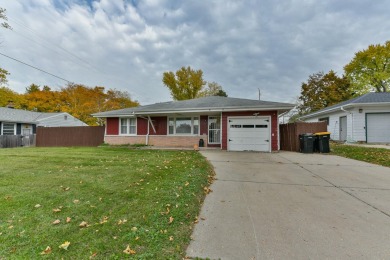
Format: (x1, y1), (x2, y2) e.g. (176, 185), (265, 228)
(0, 51), (72, 83)
(7, 17), (100, 72)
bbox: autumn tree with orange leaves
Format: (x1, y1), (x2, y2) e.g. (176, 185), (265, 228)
(18, 83), (138, 125)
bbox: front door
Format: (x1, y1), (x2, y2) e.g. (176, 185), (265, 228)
(339, 116), (347, 141)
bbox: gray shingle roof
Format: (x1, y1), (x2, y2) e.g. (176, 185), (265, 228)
(92, 96), (295, 117)
(0, 107), (77, 124)
(0, 107), (48, 123)
(300, 92), (390, 119)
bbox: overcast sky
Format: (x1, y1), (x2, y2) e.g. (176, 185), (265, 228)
(0, 0), (389, 105)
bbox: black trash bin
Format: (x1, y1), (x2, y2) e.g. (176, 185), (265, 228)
(314, 132), (331, 153)
(299, 134), (315, 153)
(199, 138), (204, 147)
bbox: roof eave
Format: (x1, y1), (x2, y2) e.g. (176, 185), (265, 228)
(0, 119), (37, 124)
(299, 101), (390, 120)
(93, 106), (295, 118)
(299, 105), (348, 120)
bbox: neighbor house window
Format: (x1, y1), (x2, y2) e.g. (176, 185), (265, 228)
(120, 118), (136, 135)
(319, 117), (329, 126)
(168, 117), (199, 135)
(2, 123), (16, 135)
(208, 116), (221, 144)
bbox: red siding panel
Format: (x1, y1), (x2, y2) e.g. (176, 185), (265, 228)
(152, 117), (167, 135)
(106, 118), (119, 135)
(200, 115), (208, 135)
(137, 117), (167, 135)
(221, 111), (278, 151)
(137, 117), (147, 135)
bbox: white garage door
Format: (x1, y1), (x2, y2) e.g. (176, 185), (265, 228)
(228, 117), (271, 152)
(366, 113), (390, 143)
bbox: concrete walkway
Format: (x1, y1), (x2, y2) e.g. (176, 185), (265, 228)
(186, 151), (390, 259)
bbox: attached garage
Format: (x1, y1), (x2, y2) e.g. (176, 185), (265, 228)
(366, 113), (390, 143)
(227, 117), (271, 152)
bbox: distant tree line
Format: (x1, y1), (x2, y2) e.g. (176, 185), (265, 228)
(0, 77), (138, 126)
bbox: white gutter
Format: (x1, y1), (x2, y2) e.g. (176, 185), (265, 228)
(300, 101), (390, 120)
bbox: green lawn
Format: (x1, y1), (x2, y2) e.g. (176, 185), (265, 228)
(0, 147), (214, 259)
(331, 143), (390, 167)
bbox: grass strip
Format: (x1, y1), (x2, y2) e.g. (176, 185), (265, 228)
(0, 147), (214, 259)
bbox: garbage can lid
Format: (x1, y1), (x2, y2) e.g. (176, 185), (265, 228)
(314, 132), (331, 135)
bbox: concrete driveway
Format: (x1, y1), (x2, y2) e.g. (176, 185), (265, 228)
(186, 151), (390, 259)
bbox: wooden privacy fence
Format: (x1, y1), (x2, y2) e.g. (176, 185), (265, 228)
(0, 135), (36, 148)
(279, 122), (327, 152)
(36, 126), (105, 147)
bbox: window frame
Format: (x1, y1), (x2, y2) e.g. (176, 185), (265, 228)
(167, 116), (199, 135)
(119, 117), (137, 135)
(1, 122), (16, 135)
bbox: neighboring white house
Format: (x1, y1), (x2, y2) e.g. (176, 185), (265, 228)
(299, 93), (390, 143)
(0, 107), (88, 136)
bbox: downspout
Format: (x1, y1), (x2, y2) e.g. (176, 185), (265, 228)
(146, 117), (149, 145)
(139, 116), (156, 146)
(146, 116), (156, 146)
(340, 106), (354, 142)
(220, 111), (223, 150)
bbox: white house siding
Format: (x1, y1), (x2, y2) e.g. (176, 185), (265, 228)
(37, 113), (87, 127)
(305, 111), (349, 141)
(304, 106), (390, 142)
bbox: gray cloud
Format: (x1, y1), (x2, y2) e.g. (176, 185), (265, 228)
(1, 0), (389, 105)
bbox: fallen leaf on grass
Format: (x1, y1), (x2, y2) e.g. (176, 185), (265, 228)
(52, 219), (61, 225)
(58, 241), (70, 250)
(66, 217), (71, 223)
(53, 208), (61, 213)
(185, 181), (189, 187)
(169, 216), (174, 224)
(34, 204), (41, 208)
(123, 245), (136, 255)
(204, 187), (212, 194)
(73, 199), (80, 204)
(117, 219), (127, 225)
(40, 246), (52, 255)
(90, 252), (97, 258)
(131, 227), (138, 232)
(100, 216), (108, 224)
(79, 221), (89, 228)
(160, 207), (170, 215)
(169, 236), (174, 241)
